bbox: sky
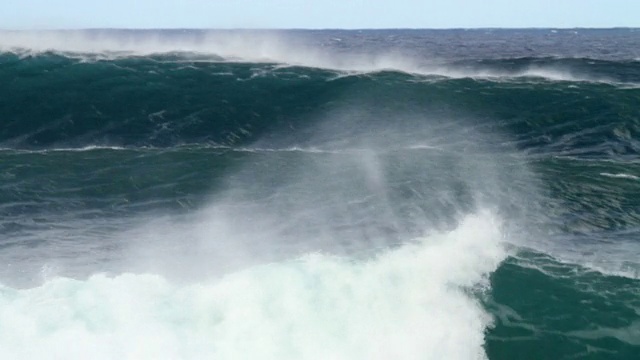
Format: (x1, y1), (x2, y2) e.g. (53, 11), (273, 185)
(1, 0), (639, 29)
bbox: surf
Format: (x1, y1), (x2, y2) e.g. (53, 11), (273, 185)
(0, 211), (504, 360)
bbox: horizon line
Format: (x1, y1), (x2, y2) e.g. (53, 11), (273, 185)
(1, 26), (639, 32)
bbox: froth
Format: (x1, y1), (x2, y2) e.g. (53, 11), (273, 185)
(0, 211), (505, 360)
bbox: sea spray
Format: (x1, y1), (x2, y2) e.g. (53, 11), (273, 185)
(0, 211), (504, 360)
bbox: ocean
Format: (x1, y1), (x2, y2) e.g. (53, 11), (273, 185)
(0, 29), (639, 359)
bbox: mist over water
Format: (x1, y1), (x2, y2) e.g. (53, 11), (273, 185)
(118, 106), (535, 279)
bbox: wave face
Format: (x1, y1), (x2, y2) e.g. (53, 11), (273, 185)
(1, 29), (640, 359)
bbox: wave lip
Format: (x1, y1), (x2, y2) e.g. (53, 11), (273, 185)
(0, 211), (505, 360)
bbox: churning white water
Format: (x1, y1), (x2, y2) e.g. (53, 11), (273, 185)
(0, 211), (504, 360)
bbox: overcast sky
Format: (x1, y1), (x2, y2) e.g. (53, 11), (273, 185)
(1, 0), (639, 29)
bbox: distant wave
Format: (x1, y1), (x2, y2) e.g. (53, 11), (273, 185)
(1, 30), (636, 85)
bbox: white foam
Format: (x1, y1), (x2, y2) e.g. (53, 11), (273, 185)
(0, 211), (505, 360)
(0, 145), (131, 154)
(567, 320), (640, 346)
(600, 172), (639, 180)
(232, 146), (340, 154)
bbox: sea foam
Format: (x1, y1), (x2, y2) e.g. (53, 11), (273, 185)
(0, 211), (504, 360)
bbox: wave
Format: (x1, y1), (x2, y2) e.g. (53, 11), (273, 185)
(1, 53), (638, 152)
(0, 29), (426, 74)
(1, 30), (637, 85)
(2, 29), (640, 359)
(0, 212), (504, 360)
